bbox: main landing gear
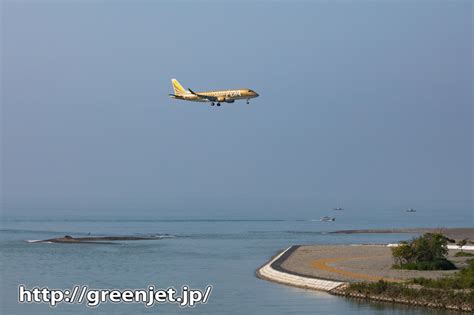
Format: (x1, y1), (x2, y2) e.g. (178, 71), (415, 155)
(217, 103), (221, 106)
(211, 102), (221, 107)
(211, 102), (215, 106)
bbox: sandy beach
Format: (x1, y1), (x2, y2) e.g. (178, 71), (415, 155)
(281, 245), (468, 283)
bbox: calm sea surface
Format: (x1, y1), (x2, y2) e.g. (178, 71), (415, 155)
(1, 208), (471, 314)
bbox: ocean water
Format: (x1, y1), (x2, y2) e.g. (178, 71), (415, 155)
(0, 209), (471, 314)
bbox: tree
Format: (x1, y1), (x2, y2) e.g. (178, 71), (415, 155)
(457, 239), (469, 252)
(391, 233), (454, 270)
(391, 241), (414, 267)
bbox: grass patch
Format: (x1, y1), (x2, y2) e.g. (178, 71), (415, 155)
(346, 280), (474, 309)
(392, 259), (456, 270)
(344, 260), (474, 310)
(455, 252), (474, 257)
(411, 259), (474, 289)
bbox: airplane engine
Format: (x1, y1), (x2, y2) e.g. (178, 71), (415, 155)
(224, 99), (235, 103)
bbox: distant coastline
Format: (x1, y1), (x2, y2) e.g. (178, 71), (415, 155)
(330, 227), (474, 241)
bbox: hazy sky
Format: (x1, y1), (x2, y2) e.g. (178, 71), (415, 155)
(1, 1), (472, 218)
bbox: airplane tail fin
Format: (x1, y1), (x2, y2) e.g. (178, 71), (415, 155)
(171, 79), (188, 95)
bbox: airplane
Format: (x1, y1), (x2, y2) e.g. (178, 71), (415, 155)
(169, 79), (259, 107)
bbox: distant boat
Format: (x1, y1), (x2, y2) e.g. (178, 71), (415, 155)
(320, 216), (336, 222)
(406, 208), (416, 212)
(332, 207), (344, 211)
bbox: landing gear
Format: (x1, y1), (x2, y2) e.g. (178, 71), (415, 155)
(246, 99), (250, 104)
(211, 102), (215, 106)
(217, 103), (221, 106)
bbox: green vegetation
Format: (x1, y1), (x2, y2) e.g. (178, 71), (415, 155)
(392, 259), (456, 270)
(345, 280), (474, 310)
(342, 256), (474, 311)
(411, 259), (474, 289)
(455, 252), (474, 257)
(391, 233), (456, 270)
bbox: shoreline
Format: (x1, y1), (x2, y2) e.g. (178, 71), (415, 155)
(28, 235), (166, 244)
(257, 227), (474, 312)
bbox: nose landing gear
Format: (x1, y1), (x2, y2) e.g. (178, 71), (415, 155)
(246, 99), (250, 104)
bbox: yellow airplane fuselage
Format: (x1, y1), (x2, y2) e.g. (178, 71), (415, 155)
(176, 89), (258, 102)
(170, 79), (259, 104)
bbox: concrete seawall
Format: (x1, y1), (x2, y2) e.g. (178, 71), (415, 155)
(256, 246), (346, 291)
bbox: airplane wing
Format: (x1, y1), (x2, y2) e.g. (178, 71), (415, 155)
(188, 89), (218, 102)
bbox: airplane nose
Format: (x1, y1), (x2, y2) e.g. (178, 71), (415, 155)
(254, 92), (259, 97)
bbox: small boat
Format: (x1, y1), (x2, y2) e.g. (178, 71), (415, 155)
(406, 208), (416, 212)
(320, 216), (336, 222)
(332, 207), (344, 211)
